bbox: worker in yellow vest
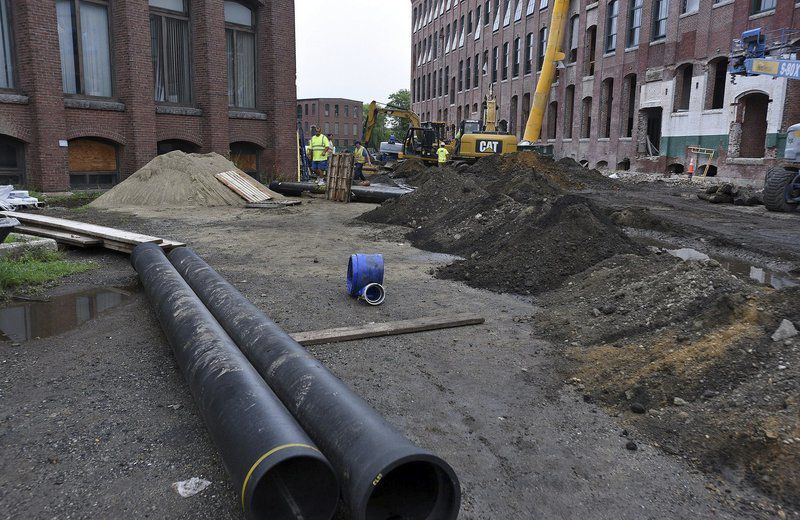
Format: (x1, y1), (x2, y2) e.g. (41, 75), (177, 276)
(437, 143), (449, 168)
(353, 141), (371, 185)
(308, 126), (331, 182)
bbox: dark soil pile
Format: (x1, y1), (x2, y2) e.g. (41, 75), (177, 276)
(362, 152), (637, 294)
(537, 252), (800, 511)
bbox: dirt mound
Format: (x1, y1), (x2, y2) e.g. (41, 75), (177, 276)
(362, 154), (638, 294)
(391, 157), (427, 177)
(466, 152), (612, 191)
(537, 253), (800, 510)
(91, 152), (281, 208)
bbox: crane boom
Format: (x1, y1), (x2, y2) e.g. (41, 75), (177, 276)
(520, 0), (569, 145)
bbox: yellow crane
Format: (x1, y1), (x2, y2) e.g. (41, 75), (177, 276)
(519, 0), (569, 150)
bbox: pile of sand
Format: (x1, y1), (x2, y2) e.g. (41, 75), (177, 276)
(90, 151), (282, 208)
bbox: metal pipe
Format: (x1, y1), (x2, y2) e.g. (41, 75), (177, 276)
(131, 243), (339, 520)
(268, 181), (411, 203)
(168, 247), (461, 520)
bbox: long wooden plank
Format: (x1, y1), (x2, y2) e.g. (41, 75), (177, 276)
(14, 225), (103, 247)
(216, 171), (271, 203)
(289, 313), (485, 346)
(1, 212), (163, 245)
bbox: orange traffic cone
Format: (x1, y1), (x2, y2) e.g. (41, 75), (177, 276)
(687, 157), (695, 177)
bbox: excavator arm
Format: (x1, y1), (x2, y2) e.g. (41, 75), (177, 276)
(520, 0), (569, 145)
(363, 100), (422, 148)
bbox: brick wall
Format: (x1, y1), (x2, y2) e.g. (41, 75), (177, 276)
(298, 98), (364, 149)
(0, 0), (297, 190)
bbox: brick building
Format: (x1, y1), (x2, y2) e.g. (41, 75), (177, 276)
(0, 0), (297, 190)
(297, 98), (363, 151)
(411, 0), (800, 180)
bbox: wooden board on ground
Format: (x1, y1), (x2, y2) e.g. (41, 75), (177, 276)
(289, 313), (485, 346)
(215, 170), (271, 203)
(2, 211), (164, 245)
(14, 225), (103, 247)
(245, 200), (302, 209)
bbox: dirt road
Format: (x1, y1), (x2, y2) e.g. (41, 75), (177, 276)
(0, 198), (793, 519)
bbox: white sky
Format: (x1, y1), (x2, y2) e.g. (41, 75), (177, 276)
(295, 1), (411, 104)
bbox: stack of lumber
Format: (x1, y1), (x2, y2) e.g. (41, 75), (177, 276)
(215, 170), (301, 207)
(2, 211), (185, 254)
(326, 154), (354, 203)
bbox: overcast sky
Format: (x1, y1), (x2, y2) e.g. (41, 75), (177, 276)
(295, 1), (411, 104)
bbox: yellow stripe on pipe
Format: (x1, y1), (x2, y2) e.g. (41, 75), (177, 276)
(240, 443), (320, 510)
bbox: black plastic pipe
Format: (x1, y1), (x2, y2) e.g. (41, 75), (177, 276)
(131, 244), (339, 520)
(268, 181), (412, 203)
(168, 247), (461, 520)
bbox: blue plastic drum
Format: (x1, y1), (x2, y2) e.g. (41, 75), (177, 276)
(347, 254), (384, 297)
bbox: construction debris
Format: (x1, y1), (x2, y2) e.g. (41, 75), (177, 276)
(90, 151), (283, 209)
(0, 186), (42, 210)
(3, 211), (184, 253)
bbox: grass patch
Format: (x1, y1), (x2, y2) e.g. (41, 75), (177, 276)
(43, 191), (103, 208)
(0, 249), (96, 293)
(2, 234), (19, 244)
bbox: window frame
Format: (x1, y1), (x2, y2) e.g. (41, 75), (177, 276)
(0, 0), (16, 91)
(751, 0), (776, 14)
(627, 0), (642, 48)
(224, 1), (257, 109)
(58, 0), (115, 99)
(512, 36), (521, 77)
(149, 0), (192, 106)
(605, 0), (618, 52)
(652, 0), (668, 41)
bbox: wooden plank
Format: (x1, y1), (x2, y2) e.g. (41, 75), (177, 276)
(215, 171), (271, 203)
(289, 313), (486, 346)
(1, 212), (163, 245)
(14, 225), (103, 247)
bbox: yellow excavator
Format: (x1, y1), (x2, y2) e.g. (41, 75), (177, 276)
(362, 101), (447, 164)
(451, 85), (518, 161)
(518, 0), (569, 153)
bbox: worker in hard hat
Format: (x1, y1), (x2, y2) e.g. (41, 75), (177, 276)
(353, 141), (371, 185)
(436, 143), (449, 168)
(308, 126), (331, 182)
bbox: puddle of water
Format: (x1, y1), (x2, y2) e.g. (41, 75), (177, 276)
(0, 287), (134, 342)
(637, 240), (799, 290)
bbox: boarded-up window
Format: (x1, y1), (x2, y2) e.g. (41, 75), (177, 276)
(68, 137), (118, 187)
(230, 141), (260, 179)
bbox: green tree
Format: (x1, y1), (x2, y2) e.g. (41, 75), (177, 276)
(385, 89), (411, 140)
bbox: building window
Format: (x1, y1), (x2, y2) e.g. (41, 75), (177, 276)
(150, 0), (191, 105)
(567, 15), (579, 62)
(0, 0), (13, 90)
(56, 0), (113, 97)
(524, 33), (534, 74)
(514, 0), (523, 22)
(445, 65), (450, 94)
(627, 0), (642, 48)
(465, 57), (471, 89)
(440, 68), (445, 96)
(622, 74), (636, 137)
(502, 42), (509, 80)
(682, 0), (698, 13)
(473, 53), (479, 86)
(459, 15), (465, 47)
(458, 59), (463, 91)
(513, 37), (521, 77)
(467, 11), (473, 33)
(652, 0), (668, 41)
(68, 137), (119, 188)
(547, 101), (557, 140)
(503, 0), (512, 27)
(225, 1), (255, 108)
(527, 0), (536, 16)
(482, 50), (488, 76)
(585, 25), (597, 76)
(324, 103), (329, 116)
(705, 57), (728, 110)
(605, 0), (618, 52)
(334, 104), (339, 116)
(311, 103), (316, 115)
(493, 0), (502, 31)
(345, 105), (349, 118)
(334, 122), (339, 134)
(751, 0), (775, 13)
(673, 63), (693, 111)
(492, 46), (498, 82)
(475, 6), (482, 39)
(230, 142), (260, 178)
(0, 135), (24, 185)
(581, 96), (593, 138)
(537, 27), (548, 71)
(600, 78), (613, 138)
(540, 0), (548, 8)
(485, 0), (491, 24)
(564, 84), (575, 138)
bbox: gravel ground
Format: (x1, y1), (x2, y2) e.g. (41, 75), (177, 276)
(0, 199), (792, 519)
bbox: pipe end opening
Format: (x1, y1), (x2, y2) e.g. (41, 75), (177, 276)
(248, 456), (339, 520)
(360, 283), (385, 306)
(365, 459), (460, 520)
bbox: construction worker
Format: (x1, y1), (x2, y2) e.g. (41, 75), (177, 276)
(308, 126), (330, 181)
(328, 134), (337, 155)
(353, 141), (371, 184)
(437, 143), (449, 168)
